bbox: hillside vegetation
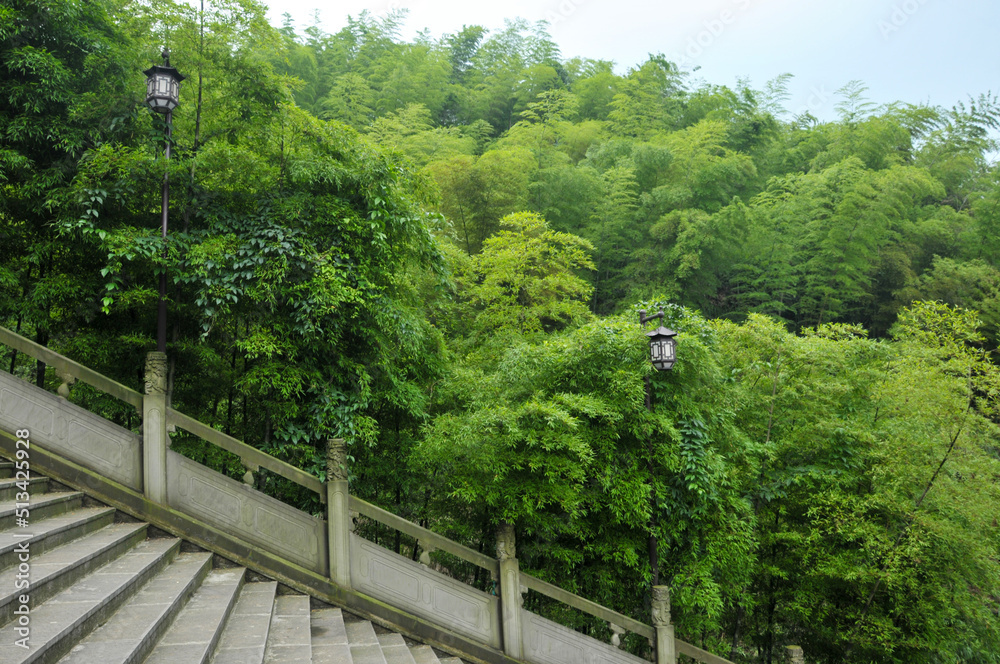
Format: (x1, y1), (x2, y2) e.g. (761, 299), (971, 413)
(2, 1), (1000, 662)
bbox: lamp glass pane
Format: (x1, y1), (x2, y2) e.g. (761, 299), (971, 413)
(648, 335), (676, 370)
(146, 71), (180, 112)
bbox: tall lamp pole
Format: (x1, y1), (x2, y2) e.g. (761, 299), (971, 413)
(639, 308), (677, 586)
(144, 49), (185, 353)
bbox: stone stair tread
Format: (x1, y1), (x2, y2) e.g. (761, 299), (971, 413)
(345, 619), (379, 645)
(0, 477), (49, 500)
(212, 581), (278, 664)
(56, 551), (212, 664)
(310, 607), (351, 663)
(0, 490), (82, 520)
(0, 506), (114, 558)
(351, 643), (389, 664)
(142, 565), (245, 664)
(438, 659), (465, 664)
(0, 536), (180, 663)
(0, 475), (47, 492)
(377, 633), (406, 647)
(346, 621), (387, 664)
(408, 645), (441, 664)
(0, 522), (149, 614)
(378, 632), (416, 664)
(410, 644), (441, 664)
(263, 594), (311, 663)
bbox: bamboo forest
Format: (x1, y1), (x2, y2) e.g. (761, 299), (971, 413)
(2, 1), (1000, 662)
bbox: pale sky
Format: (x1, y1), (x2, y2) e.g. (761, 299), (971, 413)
(270, 0), (999, 121)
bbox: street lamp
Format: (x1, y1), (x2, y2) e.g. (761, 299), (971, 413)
(144, 49), (184, 354)
(638, 308), (677, 588)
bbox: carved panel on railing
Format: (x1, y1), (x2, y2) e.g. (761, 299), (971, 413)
(166, 450), (327, 575)
(0, 370), (141, 490)
(522, 609), (648, 664)
(350, 533), (502, 649)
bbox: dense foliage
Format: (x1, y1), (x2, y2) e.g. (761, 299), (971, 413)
(2, 1), (999, 662)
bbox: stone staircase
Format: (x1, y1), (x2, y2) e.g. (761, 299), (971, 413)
(0, 461), (467, 664)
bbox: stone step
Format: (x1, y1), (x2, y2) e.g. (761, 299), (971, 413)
(0, 521), (149, 627)
(310, 607), (351, 663)
(0, 535), (181, 664)
(263, 594), (312, 663)
(0, 491), (84, 531)
(213, 581), (278, 664)
(438, 658), (465, 664)
(0, 507), (115, 572)
(142, 565), (245, 664)
(378, 633), (417, 664)
(0, 461), (14, 479)
(56, 551), (213, 664)
(408, 645), (441, 664)
(0, 475), (49, 501)
(346, 619), (387, 664)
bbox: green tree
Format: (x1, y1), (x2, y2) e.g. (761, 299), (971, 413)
(715, 305), (1000, 663)
(607, 55), (684, 140)
(895, 257), (1000, 346)
(416, 306), (755, 653)
(795, 159), (942, 326)
(0, 0), (143, 384)
(570, 60), (621, 121)
(425, 146), (535, 254)
(319, 72), (375, 129)
(458, 211), (594, 336)
(587, 161), (639, 314)
(50, 0), (448, 477)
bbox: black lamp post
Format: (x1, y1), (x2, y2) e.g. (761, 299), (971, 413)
(144, 49), (184, 354)
(638, 308), (677, 587)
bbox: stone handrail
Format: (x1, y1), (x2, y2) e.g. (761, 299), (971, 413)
(677, 641), (737, 664)
(166, 408), (326, 501)
(520, 572), (656, 640)
(0, 325), (143, 409)
(349, 495), (500, 575)
(0, 325), (325, 501)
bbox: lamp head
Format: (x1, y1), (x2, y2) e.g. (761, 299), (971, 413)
(645, 326), (677, 371)
(144, 49), (184, 113)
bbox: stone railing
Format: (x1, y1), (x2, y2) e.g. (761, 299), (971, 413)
(0, 325), (759, 664)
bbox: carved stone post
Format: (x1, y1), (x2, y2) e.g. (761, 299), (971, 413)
(56, 370), (76, 400)
(241, 459), (258, 487)
(497, 522), (524, 659)
(326, 437), (351, 588)
(651, 586), (676, 664)
(417, 540), (435, 566)
(609, 622), (626, 648)
(784, 646), (805, 664)
(143, 352), (169, 504)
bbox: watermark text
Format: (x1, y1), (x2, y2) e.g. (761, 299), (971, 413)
(12, 428), (32, 649)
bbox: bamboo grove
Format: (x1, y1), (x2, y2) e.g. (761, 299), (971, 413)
(2, 1), (1000, 661)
